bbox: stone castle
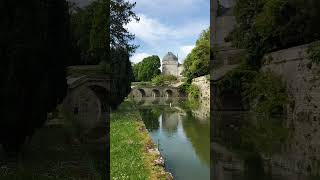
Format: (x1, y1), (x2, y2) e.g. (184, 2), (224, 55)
(162, 52), (184, 78)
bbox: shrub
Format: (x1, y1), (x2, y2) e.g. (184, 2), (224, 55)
(151, 75), (177, 86)
(307, 40), (320, 65)
(243, 70), (288, 116)
(187, 84), (200, 99)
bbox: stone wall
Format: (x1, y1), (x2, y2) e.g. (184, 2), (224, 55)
(192, 75), (210, 100)
(262, 44), (320, 121)
(262, 44), (320, 176)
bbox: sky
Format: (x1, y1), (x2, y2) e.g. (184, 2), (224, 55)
(126, 0), (210, 64)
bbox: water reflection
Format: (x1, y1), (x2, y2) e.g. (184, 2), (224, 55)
(133, 97), (210, 180)
(212, 111), (320, 180)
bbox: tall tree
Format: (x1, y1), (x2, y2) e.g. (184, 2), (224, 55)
(0, 0), (70, 152)
(183, 28), (210, 81)
(133, 55), (161, 82)
(110, 0), (139, 54)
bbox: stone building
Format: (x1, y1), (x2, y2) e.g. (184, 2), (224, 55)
(162, 52), (184, 77)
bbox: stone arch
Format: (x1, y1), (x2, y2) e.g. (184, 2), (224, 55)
(152, 89), (161, 97)
(64, 85), (103, 135)
(138, 88), (146, 97)
(165, 89), (174, 98)
(88, 85), (109, 111)
(130, 88), (146, 98)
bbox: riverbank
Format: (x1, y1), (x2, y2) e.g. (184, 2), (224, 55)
(110, 101), (171, 180)
(0, 105), (107, 179)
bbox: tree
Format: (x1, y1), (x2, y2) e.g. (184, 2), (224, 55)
(110, 0), (139, 54)
(133, 55), (161, 82)
(229, 0), (320, 67)
(183, 28), (210, 81)
(0, 0), (70, 152)
(70, 0), (108, 64)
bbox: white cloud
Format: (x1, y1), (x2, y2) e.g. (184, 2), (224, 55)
(130, 52), (151, 63)
(128, 0), (207, 16)
(126, 14), (208, 47)
(126, 14), (169, 46)
(179, 45), (195, 61)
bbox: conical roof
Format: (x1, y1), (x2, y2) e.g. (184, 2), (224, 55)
(163, 52), (178, 62)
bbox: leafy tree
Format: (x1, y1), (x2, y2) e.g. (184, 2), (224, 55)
(183, 28), (210, 81)
(229, 0), (320, 67)
(70, 0), (108, 64)
(0, 0), (70, 152)
(132, 62), (141, 81)
(89, 0), (109, 64)
(132, 55), (161, 82)
(110, 0), (139, 53)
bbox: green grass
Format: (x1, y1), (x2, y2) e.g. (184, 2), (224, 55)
(110, 101), (168, 180)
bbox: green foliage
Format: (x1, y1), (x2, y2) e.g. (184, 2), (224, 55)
(183, 28), (210, 81)
(71, 0), (138, 64)
(110, 0), (139, 53)
(307, 40), (320, 64)
(151, 75), (177, 86)
(0, 0), (70, 151)
(89, 0), (109, 63)
(178, 83), (191, 95)
(180, 99), (201, 110)
(243, 70), (288, 116)
(216, 64), (258, 97)
(187, 84), (200, 99)
(216, 64), (288, 116)
(178, 83), (200, 99)
(70, 1), (105, 64)
(230, 0), (320, 68)
(110, 48), (134, 105)
(132, 55), (161, 82)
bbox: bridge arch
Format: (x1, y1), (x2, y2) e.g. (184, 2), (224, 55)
(138, 89), (146, 97)
(165, 89), (173, 98)
(152, 89), (161, 97)
(131, 88), (146, 98)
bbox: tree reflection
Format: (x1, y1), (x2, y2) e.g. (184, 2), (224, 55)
(138, 108), (161, 131)
(182, 111), (210, 166)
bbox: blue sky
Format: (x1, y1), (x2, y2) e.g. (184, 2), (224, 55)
(126, 0), (210, 64)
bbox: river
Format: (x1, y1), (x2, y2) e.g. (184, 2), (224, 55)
(131, 97), (210, 180)
(212, 111), (320, 180)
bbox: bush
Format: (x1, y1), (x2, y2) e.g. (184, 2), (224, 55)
(307, 40), (320, 65)
(187, 84), (200, 99)
(151, 75), (177, 86)
(243, 70), (288, 116)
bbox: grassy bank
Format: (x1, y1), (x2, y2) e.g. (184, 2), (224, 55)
(0, 106), (107, 180)
(110, 101), (169, 180)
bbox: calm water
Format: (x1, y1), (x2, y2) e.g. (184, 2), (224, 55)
(212, 111), (320, 180)
(133, 97), (210, 180)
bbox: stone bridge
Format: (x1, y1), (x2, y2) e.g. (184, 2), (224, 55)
(129, 86), (182, 98)
(62, 66), (129, 135)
